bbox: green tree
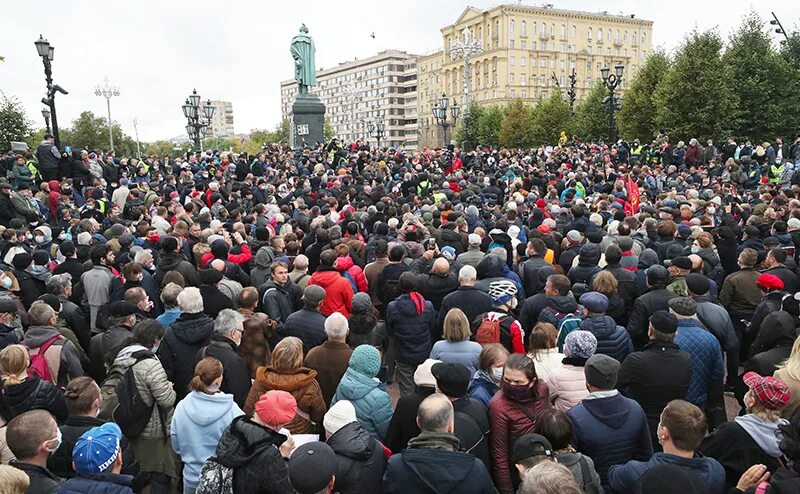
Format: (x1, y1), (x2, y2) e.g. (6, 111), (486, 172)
(0, 94), (33, 152)
(456, 104), (504, 148)
(62, 111), (138, 156)
(530, 93), (572, 146)
(324, 116), (334, 141)
(572, 81), (608, 141)
(146, 140), (176, 157)
(653, 30), (735, 142)
(243, 130), (271, 155)
(499, 99), (533, 148)
(781, 31), (800, 70)
(617, 49), (671, 141)
(724, 12), (800, 141)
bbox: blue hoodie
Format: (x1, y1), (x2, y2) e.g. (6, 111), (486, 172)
(170, 391), (244, 489)
(609, 452), (726, 494)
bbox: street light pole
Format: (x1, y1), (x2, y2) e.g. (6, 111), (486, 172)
(450, 27), (482, 148)
(770, 12), (790, 43)
(432, 93), (460, 148)
(601, 64), (624, 143)
(35, 35), (67, 149)
(133, 118), (141, 159)
(182, 89), (215, 152)
(367, 117), (385, 150)
(41, 108), (51, 135)
(95, 76), (120, 151)
(343, 85), (362, 142)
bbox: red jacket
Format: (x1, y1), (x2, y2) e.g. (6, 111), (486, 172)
(334, 256), (368, 293)
(200, 243), (253, 268)
(308, 266), (354, 318)
(489, 382), (552, 494)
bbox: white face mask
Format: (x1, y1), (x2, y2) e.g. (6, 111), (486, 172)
(491, 367), (504, 383)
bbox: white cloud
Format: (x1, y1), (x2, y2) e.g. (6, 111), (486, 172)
(2, 0), (797, 143)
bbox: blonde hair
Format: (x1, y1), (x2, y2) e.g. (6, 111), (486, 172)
(745, 390), (783, 422)
(0, 465), (30, 494)
(0, 345), (29, 386)
(443, 309), (471, 342)
(778, 337), (800, 381)
(271, 336), (303, 371)
(592, 271), (618, 295)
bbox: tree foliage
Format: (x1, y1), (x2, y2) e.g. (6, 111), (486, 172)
(61, 111), (138, 156)
(723, 12), (800, 142)
(652, 30), (736, 142)
(146, 140), (176, 157)
(457, 103), (503, 148)
(617, 49), (671, 141)
(499, 99), (534, 148)
(571, 81), (608, 141)
(0, 94), (33, 152)
(324, 116), (334, 141)
(529, 93), (572, 147)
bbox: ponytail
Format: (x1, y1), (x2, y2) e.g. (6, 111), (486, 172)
(189, 357), (223, 395)
(0, 345), (29, 386)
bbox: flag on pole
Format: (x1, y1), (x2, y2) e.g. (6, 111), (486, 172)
(627, 175), (640, 214)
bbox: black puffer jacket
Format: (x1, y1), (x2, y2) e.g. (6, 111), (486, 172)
(158, 312), (214, 401)
(214, 416), (294, 494)
(581, 315), (633, 362)
(154, 252), (201, 287)
(386, 293), (434, 366)
(627, 287), (678, 349)
(0, 376), (68, 423)
(326, 421), (387, 494)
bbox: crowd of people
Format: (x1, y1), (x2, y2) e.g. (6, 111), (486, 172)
(0, 131), (799, 493)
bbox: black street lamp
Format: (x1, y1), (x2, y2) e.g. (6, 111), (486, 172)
(432, 93), (459, 148)
(182, 89), (215, 151)
(770, 12), (789, 44)
(35, 35), (67, 149)
(601, 64), (624, 143)
(41, 108), (51, 135)
(567, 69), (577, 116)
(367, 117), (386, 150)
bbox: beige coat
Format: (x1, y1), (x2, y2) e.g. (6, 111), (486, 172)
(545, 363), (589, 412)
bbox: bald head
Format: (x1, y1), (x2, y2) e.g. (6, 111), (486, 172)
(417, 394), (454, 433)
(210, 258), (227, 273)
(432, 258), (450, 276)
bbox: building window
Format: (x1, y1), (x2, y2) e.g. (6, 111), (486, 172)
(540, 75), (545, 86)
(624, 48), (628, 56)
(587, 46), (592, 54)
(642, 32), (646, 44)
(520, 74), (526, 85)
(521, 90), (527, 98)
(510, 89), (516, 97)
(586, 61), (592, 71)
(550, 59), (555, 69)
(560, 43), (567, 52)
(587, 27), (592, 40)
(531, 41), (536, 50)
(642, 50), (647, 59)
(510, 56), (515, 66)
(510, 39), (515, 48)
(540, 23), (547, 37)
(624, 31), (628, 42)
(559, 76), (565, 86)
(560, 59), (565, 70)
(509, 73), (514, 84)
(521, 56), (527, 67)
(540, 57), (546, 67)
(597, 28), (603, 41)
(633, 48), (637, 58)
(633, 32), (638, 45)
(616, 30), (621, 43)
(521, 20), (527, 35)
(560, 25), (566, 39)
(510, 19), (515, 33)
(570, 60), (576, 70)
(550, 23), (555, 37)
(521, 40), (527, 49)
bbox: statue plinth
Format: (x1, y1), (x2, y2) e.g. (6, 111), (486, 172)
(291, 93), (326, 149)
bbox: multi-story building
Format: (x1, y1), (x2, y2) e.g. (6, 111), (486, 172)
(207, 100), (234, 138)
(280, 50), (419, 149)
(417, 4), (653, 148)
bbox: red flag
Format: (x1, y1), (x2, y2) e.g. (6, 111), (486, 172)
(627, 175), (640, 214)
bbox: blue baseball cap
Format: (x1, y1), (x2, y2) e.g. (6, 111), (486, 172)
(72, 423), (122, 475)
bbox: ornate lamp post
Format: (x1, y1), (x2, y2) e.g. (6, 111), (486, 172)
(770, 12), (789, 43)
(432, 93), (459, 148)
(601, 64), (624, 143)
(449, 27), (482, 149)
(41, 108), (51, 135)
(342, 84), (362, 142)
(35, 35), (68, 148)
(95, 76), (120, 151)
(367, 117), (385, 149)
(181, 89), (215, 151)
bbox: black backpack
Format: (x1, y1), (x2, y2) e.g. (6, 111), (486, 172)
(104, 352), (163, 438)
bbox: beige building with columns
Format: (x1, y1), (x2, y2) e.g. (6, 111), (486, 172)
(417, 4), (654, 149)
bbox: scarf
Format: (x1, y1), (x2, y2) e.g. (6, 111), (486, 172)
(407, 431), (460, 452)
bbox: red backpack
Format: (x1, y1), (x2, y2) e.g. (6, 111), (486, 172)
(26, 335), (63, 383)
(475, 315), (503, 346)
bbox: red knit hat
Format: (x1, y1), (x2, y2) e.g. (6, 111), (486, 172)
(255, 391), (297, 427)
(756, 273), (784, 291)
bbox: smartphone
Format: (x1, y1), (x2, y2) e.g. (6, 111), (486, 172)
(65, 145), (72, 154)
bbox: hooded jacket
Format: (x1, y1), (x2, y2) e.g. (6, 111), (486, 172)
(386, 293), (434, 366)
(249, 247), (273, 288)
(568, 392), (653, 491)
(243, 366), (326, 435)
(332, 367), (394, 440)
(154, 252), (201, 287)
(581, 315), (633, 362)
(627, 285), (678, 349)
(23, 325), (84, 388)
(259, 278), (302, 324)
(0, 374), (68, 423)
(326, 421), (387, 494)
(336, 255), (368, 293)
(214, 416), (295, 494)
(383, 432), (497, 494)
(308, 266), (354, 318)
(158, 312), (214, 401)
(171, 391), (244, 489)
(609, 452), (725, 494)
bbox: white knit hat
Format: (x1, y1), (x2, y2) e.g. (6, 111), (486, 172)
(413, 358), (441, 388)
(323, 400), (357, 435)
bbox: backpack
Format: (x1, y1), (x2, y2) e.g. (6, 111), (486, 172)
(26, 335), (63, 383)
(195, 457), (234, 494)
(100, 352), (160, 438)
(539, 306), (584, 352)
(340, 270), (358, 293)
(475, 315), (502, 346)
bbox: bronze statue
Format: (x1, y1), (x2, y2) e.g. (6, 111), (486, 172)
(291, 24), (317, 95)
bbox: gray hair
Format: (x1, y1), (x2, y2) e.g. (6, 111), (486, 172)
(28, 302), (56, 326)
(489, 247), (506, 258)
(177, 287), (203, 314)
(324, 312), (348, 340)
(458, 265), (477, 282)
(214, 309), (245, 337)
(133, 249), (152, 264)
(160, 282), (183, 308)
(46, 273), (72, 296)
(518, 462), (582, 494)
(293, 254), (309, 271)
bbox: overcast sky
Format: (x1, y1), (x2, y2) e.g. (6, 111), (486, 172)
(2, 1), (797, 143)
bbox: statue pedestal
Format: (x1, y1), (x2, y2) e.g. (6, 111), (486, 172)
(291, 94), (326, 149)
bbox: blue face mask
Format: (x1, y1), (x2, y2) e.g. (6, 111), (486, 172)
(47, 428), (62, 454)
(1, 277), (12, 290)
